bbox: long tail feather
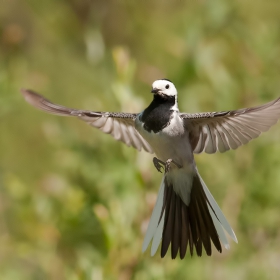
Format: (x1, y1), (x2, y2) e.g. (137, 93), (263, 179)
(199, 174), (238, 243)
(142, 177), (165, 252)
(142, 172), (237, 259)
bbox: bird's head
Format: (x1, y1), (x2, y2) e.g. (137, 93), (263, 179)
(151, 79), (177, 98)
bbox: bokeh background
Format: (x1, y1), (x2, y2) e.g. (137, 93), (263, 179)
(1, 0), (280, 279)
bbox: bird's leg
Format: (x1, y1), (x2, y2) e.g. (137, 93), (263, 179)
(165, 159), (182, 173)
(153, 157), (165, 173)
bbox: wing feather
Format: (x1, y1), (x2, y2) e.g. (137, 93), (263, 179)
(181, 97), (280, 154)
(101, 117), (114, 134)
(127, 125), (142, 151)
(21, 89), (153, 153)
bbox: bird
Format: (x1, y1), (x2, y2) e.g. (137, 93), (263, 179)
(21, 79), (280, 259)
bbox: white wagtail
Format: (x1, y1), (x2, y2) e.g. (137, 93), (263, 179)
(21, 79), (280, 259)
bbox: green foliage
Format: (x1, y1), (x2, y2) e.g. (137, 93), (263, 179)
(1, 0), (280, 279)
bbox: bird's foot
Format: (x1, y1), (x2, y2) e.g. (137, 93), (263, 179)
(165, 159), (182, 173)
(153, 157), (165, 173)
(153, 157), (182, 173)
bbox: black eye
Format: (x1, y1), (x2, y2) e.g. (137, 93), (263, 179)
(165, 84), (169, 89)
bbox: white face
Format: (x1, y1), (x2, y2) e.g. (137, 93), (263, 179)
(151, 79), (177, 97)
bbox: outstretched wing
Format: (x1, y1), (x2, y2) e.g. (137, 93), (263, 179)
(180, 97), (280, 154)
(21, 89), (153, 153)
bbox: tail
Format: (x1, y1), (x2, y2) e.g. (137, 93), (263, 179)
(142, 172), (238, 259)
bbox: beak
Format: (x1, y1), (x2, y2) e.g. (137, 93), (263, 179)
(151, 88), (160, 94)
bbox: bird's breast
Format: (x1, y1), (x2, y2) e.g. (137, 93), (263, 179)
(135, 113), (194, 167)
(140, 103), (174, 133)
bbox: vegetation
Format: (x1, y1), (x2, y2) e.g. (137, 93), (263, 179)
(1, 0), (280, 279)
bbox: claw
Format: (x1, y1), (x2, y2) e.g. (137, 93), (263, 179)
(153, 157), (165, 173)
(165, 159), (182, 173)
(153, 157), (182, 174)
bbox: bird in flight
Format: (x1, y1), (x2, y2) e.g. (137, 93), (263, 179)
(21, 79), (280, 259)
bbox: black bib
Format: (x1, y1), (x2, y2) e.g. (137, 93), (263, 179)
(141, 94), (175, 133)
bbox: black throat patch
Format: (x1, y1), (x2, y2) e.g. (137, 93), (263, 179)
(140, 94), (176, 133)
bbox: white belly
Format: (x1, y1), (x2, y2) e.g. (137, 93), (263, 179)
(135, 112), (196, 205)
(135, 113), (194, 169)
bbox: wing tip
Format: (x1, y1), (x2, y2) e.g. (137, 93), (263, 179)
(20, 88), (45, 107)
(20, 88), (37, 97)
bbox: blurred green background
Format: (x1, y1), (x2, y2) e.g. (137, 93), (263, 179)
(1, 0), (280, 279)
